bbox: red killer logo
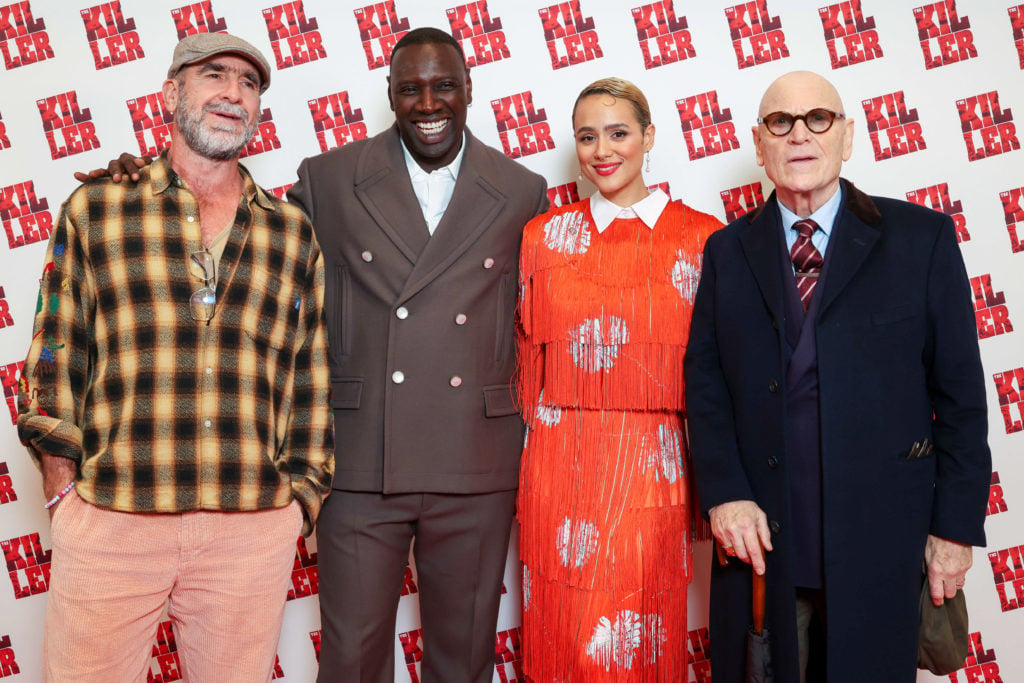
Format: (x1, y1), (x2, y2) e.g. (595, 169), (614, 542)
(994, 367), (1024, 435)
(914, 1), (976, 69)
(688, 627), (711, 683)
(263, 0), (326, 70)
(127, 91), (174, 158)
(819, 0), (882, 69)
(988, 545), (1024, 611)
(0, 286), (12, 330)
(491, 91), (555, 160)
(494, 628), (523, 682)
(0, 111), (9, 149)
(287, 535), (318, 600)
(171, 1), (227, 39)
(948, 632), (1002, 682)
(631, 0), (694, 70)
(2, 532), (50, 598)
(0, 462), (15, 504)
(676, 91), (739, 161)
(1, 362), (24, 426)
(309, 630), (321, 663)
(721, 182), (764, 222)
(399, 629), (424, 683)
(1, 180), (52, 250)
(447, 1), (509, 68)
(724, 1), (788, 70)
(308, 90), (367, 153)
(547, 181), (580, 209)
(37, 91), (100, 160)
(0, 1), (52, 69)
(538, 1), (602, 70)
(970, 274), (1013, 341)
(648, 181), (671, 199)
(861, 91), (925, 161)
(353, 1), (410, 70)
(266, 183), (292, 200)
(81, 2), (143, 70)
(958, 91), (1020, 162)
(1000, 186), (1024, 253)
(239, 108), (280, 158)
(987, 471), (1008, 516)
(905, 183), (968, 243)
(0, 635), (18, 678)
(270, 656), (284, 680)
(1011, 5), (1024, 70)
(400, 566), (417, 596)
(147, 621), (181, 682)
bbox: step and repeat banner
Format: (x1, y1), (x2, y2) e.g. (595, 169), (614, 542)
(1, 1), (1022, 681)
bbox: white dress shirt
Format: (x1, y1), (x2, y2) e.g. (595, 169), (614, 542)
(778, 185), (842, 258)
(401, 134), (467, 235)
(589, 188), (670, 234)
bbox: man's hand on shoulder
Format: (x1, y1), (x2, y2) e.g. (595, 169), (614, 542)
(709, 500), (773, 575)
(73, 153), (151, 183)
(925, 534), (972, 606)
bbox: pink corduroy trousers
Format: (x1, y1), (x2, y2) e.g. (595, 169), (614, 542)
(43, 489), (303, 682)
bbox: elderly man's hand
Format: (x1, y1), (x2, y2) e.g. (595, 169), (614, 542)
(709, 500), (773, 575)
(925, 534), (972, 607)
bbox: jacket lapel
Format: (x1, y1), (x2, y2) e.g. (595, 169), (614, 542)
(353, 124), (430, 263)
(739, 198), (786, 332)
(817, 180), (881, 317)
(399, 130), (506, 302)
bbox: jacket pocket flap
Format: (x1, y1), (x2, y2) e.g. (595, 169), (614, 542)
(871, 305), (916, 326)
(483, 384), (518, 418)
(332, 377), (363, 410)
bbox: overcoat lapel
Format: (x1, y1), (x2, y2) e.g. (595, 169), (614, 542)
(400, 130), (506, 302)
(739, 203), (786, 331)
(353, 124), (430, 263)
(817, 180), (881, 317)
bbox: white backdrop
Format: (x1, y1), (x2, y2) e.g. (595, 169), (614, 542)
(0, 1), (1021, 681)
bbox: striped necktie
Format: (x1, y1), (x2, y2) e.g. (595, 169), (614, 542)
(791, 219), (823, 313)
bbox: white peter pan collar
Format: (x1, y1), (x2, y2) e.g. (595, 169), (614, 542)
(589, 188), (669, 234)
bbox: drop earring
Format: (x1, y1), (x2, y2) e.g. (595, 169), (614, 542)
(645, 151), (651, 173)
(577, 168), (583, 182)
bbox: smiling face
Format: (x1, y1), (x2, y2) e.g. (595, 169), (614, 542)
(164, 54), (261, 161)
(573, 94), (654, 207)
(753, 71), (854, 217)
(388, 41), (471, 172)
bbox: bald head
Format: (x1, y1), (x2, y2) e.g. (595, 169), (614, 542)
(752, 70), (854, 217)
(758, 71), (845, 119)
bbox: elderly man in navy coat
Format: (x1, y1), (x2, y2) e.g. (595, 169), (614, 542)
(684, 70), (991, 683)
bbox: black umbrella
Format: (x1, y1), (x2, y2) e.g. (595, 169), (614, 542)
(717, 541), (774, 683)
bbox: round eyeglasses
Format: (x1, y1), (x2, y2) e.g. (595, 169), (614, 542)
(757, 108), (845, 136)
(188, 249), (216, 322)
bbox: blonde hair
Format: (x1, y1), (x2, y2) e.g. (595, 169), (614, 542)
(572, 77), (652, 130)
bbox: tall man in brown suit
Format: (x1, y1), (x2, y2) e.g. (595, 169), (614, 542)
(289, 28), (548, 682)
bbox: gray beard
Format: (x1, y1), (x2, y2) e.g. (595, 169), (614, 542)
(175, 94), (258, 161)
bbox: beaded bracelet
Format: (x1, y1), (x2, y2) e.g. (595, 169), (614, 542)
(44, 481), (75, 509)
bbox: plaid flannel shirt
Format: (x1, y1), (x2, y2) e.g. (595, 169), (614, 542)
(17, 153), (333, 534)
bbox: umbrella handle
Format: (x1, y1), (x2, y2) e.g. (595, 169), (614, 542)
(752, 570), (766, 635)
(715, 539), (768, 636)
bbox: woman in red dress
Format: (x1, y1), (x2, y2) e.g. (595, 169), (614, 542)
(516, 78), (722, 681)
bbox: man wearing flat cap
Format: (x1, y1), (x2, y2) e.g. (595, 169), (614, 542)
(17, 32), (333, 681)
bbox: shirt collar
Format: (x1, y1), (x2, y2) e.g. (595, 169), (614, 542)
(589, 188), (670, 234)
(150, 150), (275, 211)
(778, 186), (842, 237)
(401, 132), (467, 183)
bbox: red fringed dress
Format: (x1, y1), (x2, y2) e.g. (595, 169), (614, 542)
(516, 195), (720, 681)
